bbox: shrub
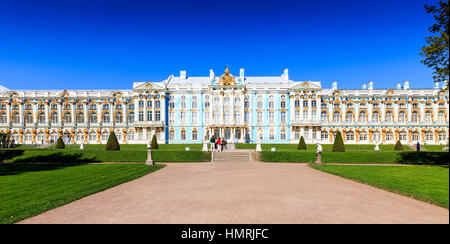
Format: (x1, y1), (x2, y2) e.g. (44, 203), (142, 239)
(297, 136), (307, 150)
(105, 131), (120, 150)
(151, 134), (158, 149)
(397, 152), (449, 165)
(55, 137), (65, 149)
(394, 140), (403, 151)
(332, 131), (345, 152)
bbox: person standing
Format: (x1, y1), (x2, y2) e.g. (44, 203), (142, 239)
(209, 135), (216, 152)
(217, 137), (222, 152)
(416, 141), (421, 152)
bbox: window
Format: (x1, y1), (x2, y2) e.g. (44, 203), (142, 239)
(115, 104), (122, 110)
(439, 131), (446, 141)
(224, 111), (230, 121)
(438, 111), (445, 122)
(412, 131), (419, 141)
(280, 101), (286, 108)
(425, 111), (432, 122)
(147, 100), (153, 108)
(303, 101), (308, 107)
(169, 130), (175, 140)
(76, 132), (84, 142)
(303, 110), (308, 120)
(103, 104), (109, 110)
(116, 112), (123, 123)
(155, 111), (160, 121)
(244, 112), (250, 122)
(25, 113), (33, 124)
(269, 112), (274, 123)
(139, 101), (144, 108)
(280, 129), (286, 140)
(235, 111), (240, 123)
(180, 112), (186, 123)
(77, 104), (84, 110)
(321, 112), (327, 122)
(295, 100), (300, 108)
(147, 111), (152, 121)
(128, 112), (135, 123)
(359, 131), (367, 141)
(386, 131), (393, 141)
(25, 104), (32, 110)
(51, 112), (58, 123)
(398, 112), (406, 122)
(373, 103), (380, 108)
(155, 100), (160, 108)
(77, 113), (84, 123)
(346, 131), (355, 141)
(346, 112), (353, 122)
(101, 132), (109, 141)
(386, 103), (392, 108)
(38, 113), (46, 123)
(372, 112), (379, 122)
(127, 131), (134, 141)
(38, 104), (45, 110)
(269, 130), (275, 140)
(425, 131), (433, 141)
(399, 131), (407, 141)
(192, 130), (198, 141)
(333, 112), (340, 122)
(102, 112), (110, 123)
(269, 101), (274, 109)
(257, 101), (263, 109)
(139, 111), (144, 122)
(64, 104), (71, 110)
(412, 103), (419, 109)
(191, 111), (197, 123)
(311, 100), (317, 108)
(128, 104), (134, 110)
(169, 112), (175, 123)
(203, 112), (209, 123)
(89, 132), (97, 142)
(224, 97), (230, 105)
(0, 113), (6, 123)
(399, 103), (406, 108)
(214, 111), (220, 122)
(90, 104), (96, 110)
(385, 112), (392, 122)
(373, 131), (381, 141)
(63, 113), (71, 123)
(181, 130), (186, 140)
(411, 112), (418, 122)
(321, 131), (328, 140)
(281, 111), (286, 123)
(37, 132), (45, 143)
(257, 112), (263, 123)
(295, 110), (301, 120)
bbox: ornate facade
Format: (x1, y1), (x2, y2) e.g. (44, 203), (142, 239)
(0, 68), (448, 145)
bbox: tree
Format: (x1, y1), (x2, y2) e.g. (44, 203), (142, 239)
(297, 136), (307, 150)
(332, 131), (345, 152)
(420, 0), (449, 85)
(55, 136), (65, 149)
(105, 131), (120, 150)
(0, 132), (11, 148)
(394, 140), (403, 151)
(151, 134), (158, 149)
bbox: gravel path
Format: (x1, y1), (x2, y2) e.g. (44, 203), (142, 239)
(19, 162), (449, 224)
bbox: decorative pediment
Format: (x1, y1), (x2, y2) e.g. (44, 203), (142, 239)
(134, 82), (165, 91)
(60, 90), (70, 98)
(218, 66), (236, 86)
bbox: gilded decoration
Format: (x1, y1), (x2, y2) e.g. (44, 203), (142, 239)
(218, 67), (236, 86)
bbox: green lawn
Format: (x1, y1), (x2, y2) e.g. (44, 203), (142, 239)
(236, 143), (412, 152)
(311, 164), (449, 208)
(422, 145), (448, 152)
(0, 163), (164, 224)
(260, 151), (316, 163)
(1, 144), (211, 163)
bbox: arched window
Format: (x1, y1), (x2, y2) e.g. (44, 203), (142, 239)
(11, 132), (20, 142)
(38, 113), (46, 123)
(13, 112), (20, 123)
(346, 112), (353, 122)
(192, 129), (198, 141)
(359, 112), (366, 122)
(439, 131), (447, 141)
(411, 112), (419, 123)
(64, 112), (71, 123)
(280, 129), (286, 140)
(425, 131), (433, 141)
(399, 131), (407, 141)
(116, 112), (123, 123)
(425, 111), (432, 122)
(128, 112), (135, 123)
(88, 131), (97, 142)
(50, 132), (58, 142)
(346, 131), (355, 141)
(25, 113), (33, 124)
(101, 132), (109, 141)
(127, 131), (134, 141)
(103, 112), (110, 123)
(385, 112), (393, 122)
(180, 130), (186, 140)
(89, 113), (97, 123)
(333, 111), (340, 122)
(76, 132), (84, 142)
(359, 131), (368, 141)
(269, 129), (275, 140)
(386, 131), (394, 141)
(321, 112), (327, 122)
(37, 132), (45, 143)
(51, 112), (58, 123)
(169, 130), (175, 140)
(77, 113), (84, 123)
(398, 111), (406, 122)
(24, 132), (32, 142)
(321, 131), (328, 140)
(372, 112), (379, 122)
(0, 113), (7, 123)
(412, 131), (419, 141)
(438, 111), (445, 122)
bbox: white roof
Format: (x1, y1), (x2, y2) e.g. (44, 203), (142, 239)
(0, 85), (9, 92)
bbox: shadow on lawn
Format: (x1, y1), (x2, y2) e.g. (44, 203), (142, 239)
(396, 152), (449, 165)
(0, 152), (100, 176)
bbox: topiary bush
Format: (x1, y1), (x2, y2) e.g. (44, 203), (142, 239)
(55, 136), (65, 149)
(105, 131), (120, 151)
(332, 131), (345, 152)
(394, 140), (403, 151)
(151, 134), (158, 149)
(297, 136), (307, 150)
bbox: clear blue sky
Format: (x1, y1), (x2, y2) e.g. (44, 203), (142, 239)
(0, 0), (440, 90)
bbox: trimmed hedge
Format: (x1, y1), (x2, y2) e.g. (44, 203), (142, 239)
(151, 134), (159, 149)
(332, 131), (345, 152)
(394, 140), (403, 151)
(297, 136), (307, 150)
(55, 137), (65, 149)
(151, 150), (210, 162)
(105, 131), (120, 151)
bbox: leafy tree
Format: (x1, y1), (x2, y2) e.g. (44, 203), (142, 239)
(105, 131), (120, 150)
(332, 131), (345, 152)
(151, 134), (158, 149)
(55, 137), (65, 149)
(394, 140), (403, 151)
(420, 0), (449, 85)
(297, 136), (307, 150)
(0, 132), (11, 148)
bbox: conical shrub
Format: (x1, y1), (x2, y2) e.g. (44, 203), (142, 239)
(297, 136), (307, 150)
(151, 134), (158, 149)
(332, 131), (345, 152)
(105, 131), (120, 150)
(55, 136), (65, 149)
(394, 140), (403, 151)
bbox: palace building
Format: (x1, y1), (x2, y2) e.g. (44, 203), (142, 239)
(0, 67), (448, 145)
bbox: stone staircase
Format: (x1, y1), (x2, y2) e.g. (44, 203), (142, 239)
(212, 150), (251, 163)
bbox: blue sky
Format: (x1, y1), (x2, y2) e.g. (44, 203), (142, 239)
(0, 0), (440, 90)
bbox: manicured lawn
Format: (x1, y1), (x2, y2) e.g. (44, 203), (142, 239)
(260, 151), (316, 163)
(236, 143), (412, 152)
(321, 152), (400, 164)
(311, 164), (449, 208)
(0, 163), (164, 224)
(422, 145), (447, 152)
(1, 144), (211, 163)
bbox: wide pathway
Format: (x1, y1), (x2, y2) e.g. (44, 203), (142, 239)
(20, 162), (449, 224)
